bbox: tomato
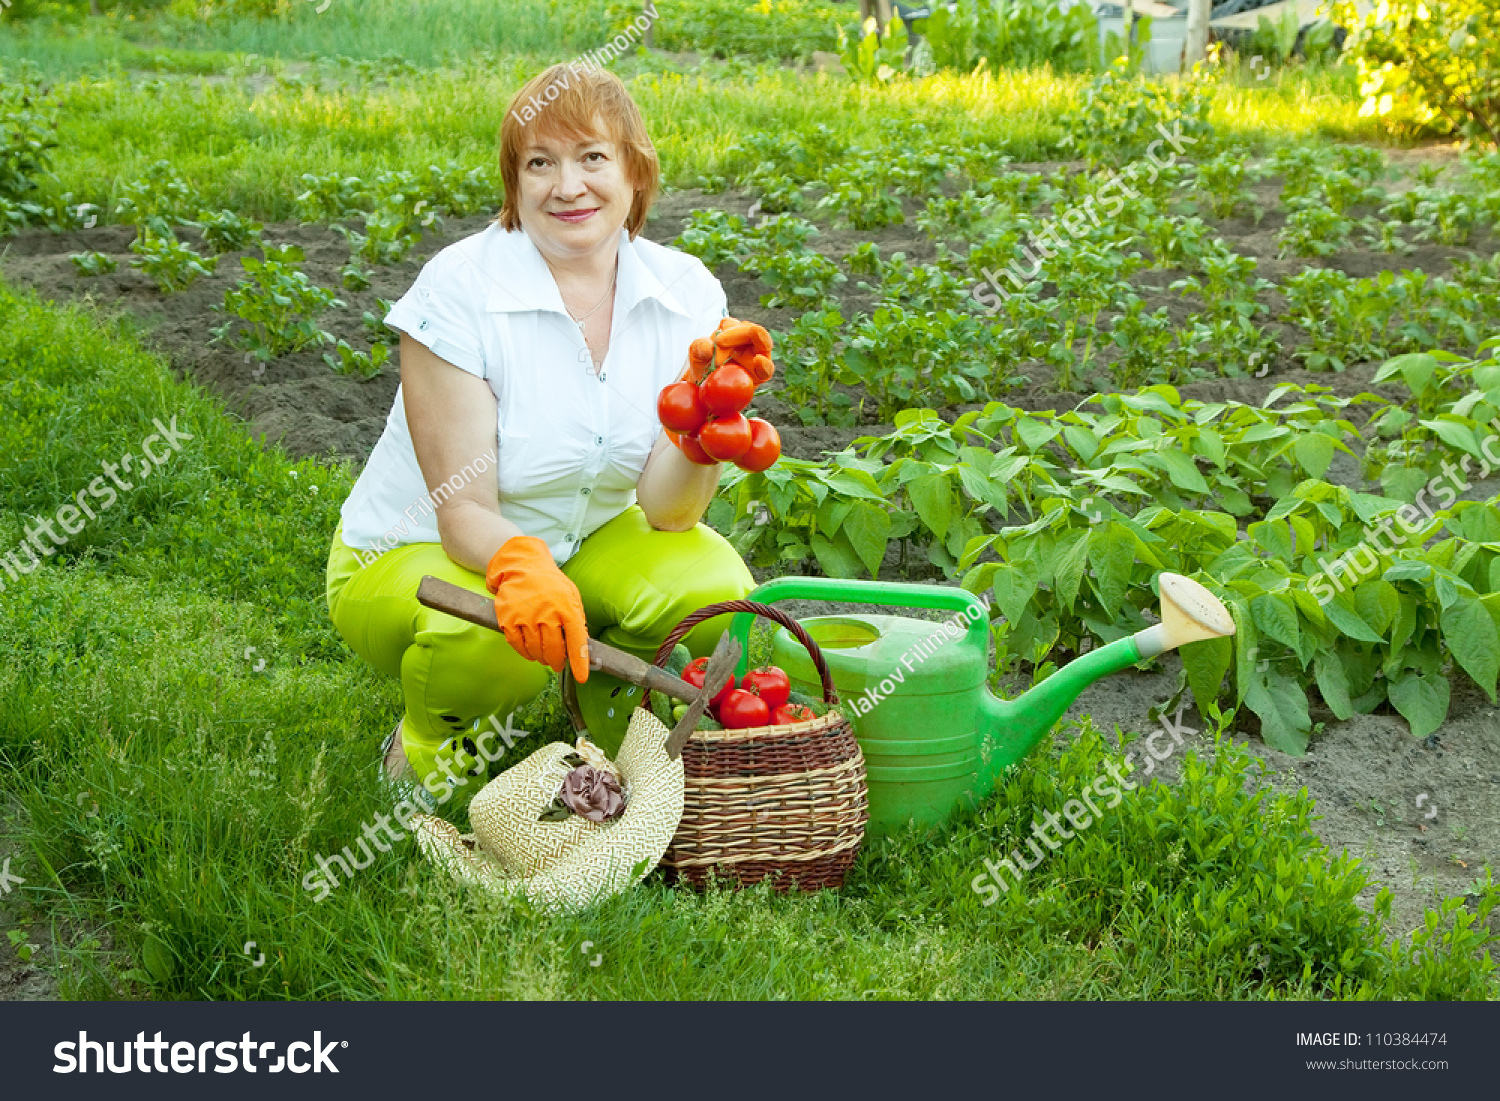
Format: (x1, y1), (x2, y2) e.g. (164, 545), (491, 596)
(734, 418), (781, 473)
(718, 688), (770, 729)
(700, 365), (755, 416)
(772, 703), (817, 725)
(683, 657), (735, 708)
(658, 381), (708, 435)
(698, 414), (753, 462)
(677, 432), (717, 465)
(742, 665), (790, 710)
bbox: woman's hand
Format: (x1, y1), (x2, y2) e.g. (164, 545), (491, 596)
(664, 318), (783, 464)
(636, 356), (726, 532)
(637, 318), (784, 530)
(485, 535), (591, 681)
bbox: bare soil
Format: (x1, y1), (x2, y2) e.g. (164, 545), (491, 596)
(2, 151), (1497, 1000)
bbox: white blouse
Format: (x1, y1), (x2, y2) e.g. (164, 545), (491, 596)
(338, 224), (728, 564)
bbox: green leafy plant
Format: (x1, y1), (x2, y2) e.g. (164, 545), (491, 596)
(916, 0), (1099, 75)
(815, 164), (907, 229)
(6, 929), (38, 964)
(323, 339), (389, 380)
(1332, 0), (1500, 145)
(1194, 151), (1256, 219)
(128, 230), (217, 293)
(214, 244), (342, 361)
(334, 209), (422, 266)
(115, 160), (197, 237)
(754, 249), (847, 310)
(841, 306), (1005, 418)
(0, 61), (58, 210)
(674, 208), (751, 268)
(1056, 58), (1217, 167)
(341, 262), (372, 292)
(1249, 4), (1301, 65)
(611, 0), (842, 63)
(195, 209), (263, 254)
(1107, 296), (1187, 388)
(836, 15), (910, 85)
(1276, 202), (1353, 258)
(720, 125), (848, 200)
(69, 251), (117, 276)
(773, 308), (853, 427)
(1364, 340), (1500, 494)
(294, 173), (374, 224)
(363, 298), (398, 349)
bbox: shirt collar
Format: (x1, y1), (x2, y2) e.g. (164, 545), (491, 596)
(482, 225), (691, 320)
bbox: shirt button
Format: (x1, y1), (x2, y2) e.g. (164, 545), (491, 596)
(599, 373), (606, 381)
(565, 534), (575, 543)
(580, 488), (590, 496)
(595, 436), (604, 446)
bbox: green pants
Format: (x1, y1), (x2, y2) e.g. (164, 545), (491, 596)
(326, 504), (755, 787)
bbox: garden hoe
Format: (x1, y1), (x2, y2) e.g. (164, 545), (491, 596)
(414, 575), (738, 759)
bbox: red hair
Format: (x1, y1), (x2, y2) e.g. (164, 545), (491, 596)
(495, 63), (660, 240)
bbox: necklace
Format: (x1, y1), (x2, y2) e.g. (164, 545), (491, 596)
(564, 268), (616, 336)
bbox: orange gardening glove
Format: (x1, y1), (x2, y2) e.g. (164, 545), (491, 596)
(485, 536), (590, 683)
(687, 319), (775, 383)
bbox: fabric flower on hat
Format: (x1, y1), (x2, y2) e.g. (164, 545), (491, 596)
(557, 764), (626, 823)
(574, 736), (624, 784)
(537, 741), (629, 823)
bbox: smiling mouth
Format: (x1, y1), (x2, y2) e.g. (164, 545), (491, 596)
(551, 209), (598, 221)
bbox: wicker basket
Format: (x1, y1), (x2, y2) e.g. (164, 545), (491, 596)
(641, 600), (868, 892)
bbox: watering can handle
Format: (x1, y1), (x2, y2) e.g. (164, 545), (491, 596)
(729, 576), (990, 678)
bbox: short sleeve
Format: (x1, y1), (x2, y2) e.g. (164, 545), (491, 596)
(384, 250), (488, 379)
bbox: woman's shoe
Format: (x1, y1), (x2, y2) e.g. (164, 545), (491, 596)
(379, 721), (439, 814)
(382, 721), (415, 783)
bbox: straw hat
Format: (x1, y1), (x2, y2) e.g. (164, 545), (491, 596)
(411, 706), (685, 913)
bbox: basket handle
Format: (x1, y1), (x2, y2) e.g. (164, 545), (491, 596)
(642, 599), (838, 711)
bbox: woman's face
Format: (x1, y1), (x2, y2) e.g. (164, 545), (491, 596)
(516, 125), (635, 267)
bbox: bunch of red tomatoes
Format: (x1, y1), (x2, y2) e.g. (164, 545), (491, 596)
(658, 317), (781, 472)
(679, 659), (818, 729)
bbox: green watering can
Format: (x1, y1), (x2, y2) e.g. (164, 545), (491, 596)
(727, 573), (1235, 839)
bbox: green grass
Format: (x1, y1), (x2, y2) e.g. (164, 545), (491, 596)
(0, 282), (1495, 1000)
(16, 57), (1380, 224)
(0, 0), (608, 75)
(2, 0), (854, 75)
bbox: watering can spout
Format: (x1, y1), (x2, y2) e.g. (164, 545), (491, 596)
(972, 573), (1236, 796)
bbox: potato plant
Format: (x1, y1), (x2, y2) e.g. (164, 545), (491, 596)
(213, 244), (343, 361)
(128, 230), (217, 293)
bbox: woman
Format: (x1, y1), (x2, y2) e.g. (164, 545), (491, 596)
(325, 62), (760, 807)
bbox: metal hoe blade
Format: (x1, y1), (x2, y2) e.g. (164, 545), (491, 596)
(665, 631), (740, 760)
